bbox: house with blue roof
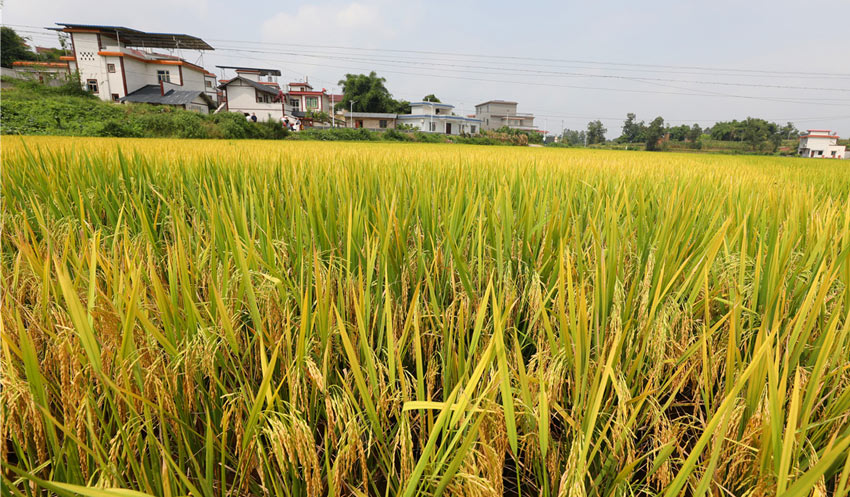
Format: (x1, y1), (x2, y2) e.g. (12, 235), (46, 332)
(396, 102), (482, 135)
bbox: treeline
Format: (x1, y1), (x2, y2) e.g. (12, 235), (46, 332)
(555, 113), (801, 153)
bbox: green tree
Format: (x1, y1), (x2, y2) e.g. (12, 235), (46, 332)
(560, 129), (586, 146)
(336, 72), (407, 114)
(586, 120), (607, 144)
(618, 113), (646, 143)
(422, 94), (441, 103)
(645, 117), (666, 151)
(1, 27), (36, 68)
(686, 124), (702, 143)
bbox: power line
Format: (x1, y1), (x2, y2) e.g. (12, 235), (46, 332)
(6, 22), (850, 80)
(206, 36), (850, 79)
(211, 46), (850, 93)
(211, 49), (850, 107)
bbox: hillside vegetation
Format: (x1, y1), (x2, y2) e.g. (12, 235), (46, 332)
(0, 79), (287, 139)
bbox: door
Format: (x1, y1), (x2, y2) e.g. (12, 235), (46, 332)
(356, 120), (363, 129)
(446, 123), (452, 134)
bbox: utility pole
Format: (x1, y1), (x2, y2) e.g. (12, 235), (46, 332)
(350, 100), (355, 128)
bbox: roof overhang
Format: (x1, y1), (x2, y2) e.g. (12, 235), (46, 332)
(52, 23), (214, 50)
(216, 65), (281, 76)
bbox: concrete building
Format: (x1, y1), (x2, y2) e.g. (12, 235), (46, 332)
(286, 81), (331, 116)
(396, 102), (481, 135)
(798, 130), (846, 159)
(475, 100), (537, 132)
(217, 66), (289, 121)
(347, 112), (397, 130)
(51, 23), (217, 109)
(10, 61), (71, 86)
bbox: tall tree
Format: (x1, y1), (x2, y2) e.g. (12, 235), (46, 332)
(1, 27), (36, 68)
(422, 94), (441, 103)
(686, 124), (703, 143)
(586, 120), (607, 144)
(336, 72), (407, 114)
(645, 117), (666, 151)
(619, 113), (645, 143)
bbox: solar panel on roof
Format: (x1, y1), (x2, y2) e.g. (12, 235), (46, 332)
(52, 23), (214, 50)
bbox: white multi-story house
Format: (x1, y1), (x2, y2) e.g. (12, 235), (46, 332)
(475, 100), (537, 132)
(798, 129), (846, 159)
(286, 81), (331, 116)
(396, 102), (481, 135)
(217, 66), (290, 121)
(51, 23), (217, 110)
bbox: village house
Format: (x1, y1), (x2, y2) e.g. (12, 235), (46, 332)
(10, 61), (71, 86)
(396, 102), (481, 135)
(798, 130), (846, 159)
(475, 100), (537, 132)
(347, 112), (397, 130)
(51, 23), (217, 111)
(286, 81), (331, 117)
(217, 66), (289, 121)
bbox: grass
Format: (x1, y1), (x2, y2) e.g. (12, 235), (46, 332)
(2, 136), (850, 497)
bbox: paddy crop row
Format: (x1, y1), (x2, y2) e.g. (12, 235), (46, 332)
(2, 136), (850, 496)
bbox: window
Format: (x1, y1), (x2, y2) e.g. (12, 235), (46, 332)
(435, 108), (441, 115)
(205, 80), (212, 88)
(157, 70), (170, 83)
(379, 119), (388, 129)
(290, 98), (300, 108)
(429, 122), (436, 132)
(111, 93), (119, 101)
(471, 125), (477, 134)
(305, 96), (319, 110)
(86, 79), (99, 93)
(107, 63), (116, 73)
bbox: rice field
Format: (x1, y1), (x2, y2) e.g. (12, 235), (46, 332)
(2, 136), (850, 497)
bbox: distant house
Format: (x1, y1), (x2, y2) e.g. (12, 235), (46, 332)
(396, 102), (481, 134)
(120, 81), (216, 113)
(798, 130), (846, 159)
(217, 66), (289, 121)
(50, 23), (217, 108)
(475, 100), (537, 132)
(10, 61), (70, 86)
(286, 81), (331, 117)
(347, 112), (397, 130)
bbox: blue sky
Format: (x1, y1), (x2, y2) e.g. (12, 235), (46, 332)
(4, 0), (850, 136)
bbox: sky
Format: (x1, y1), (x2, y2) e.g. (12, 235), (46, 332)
(3, 0), (850, 137)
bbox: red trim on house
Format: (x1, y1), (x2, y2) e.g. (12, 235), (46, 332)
(59, 55), (76, 61)
(96, 51), (208, 74)
(807, 129), (831, 132)
(288, 90), (326, 95)
(119, 56), (128, 95)
(12, 61), (69, 68)
(802, 134), (839, 139)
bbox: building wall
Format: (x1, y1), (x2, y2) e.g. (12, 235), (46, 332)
(397, 116), (480, 134)
(122, 57), (152, 95)
(225, 82), (284, 121)
(204, 74), (218, 103)
(181, 66), (206, 92)
(72, 33), (113, 101)
(350, 117), (396, 130)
